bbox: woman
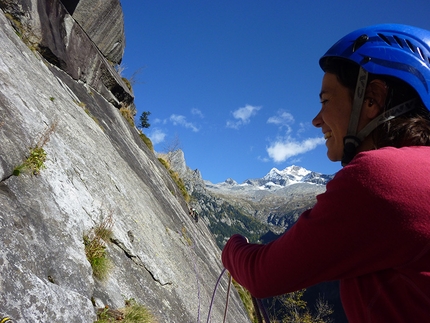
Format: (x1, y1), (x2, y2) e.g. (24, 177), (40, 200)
(222, 24), (430, 322)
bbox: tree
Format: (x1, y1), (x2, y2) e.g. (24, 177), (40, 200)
(267, 290), (334, 323)
(139, 111), (151, 129)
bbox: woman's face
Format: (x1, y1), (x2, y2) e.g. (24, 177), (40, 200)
(312, 73), (353, 161)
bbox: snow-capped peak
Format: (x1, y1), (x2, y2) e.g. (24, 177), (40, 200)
(206, 165), (333, 193)
(263, 165), (311, 184)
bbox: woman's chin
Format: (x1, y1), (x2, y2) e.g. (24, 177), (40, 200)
(326, 150), (342, 162)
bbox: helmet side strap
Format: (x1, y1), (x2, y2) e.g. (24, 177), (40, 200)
(342, 67), (368, 166)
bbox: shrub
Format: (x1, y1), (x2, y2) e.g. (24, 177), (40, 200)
(231, 274), (334, 323)
(270, 290), (334, 323)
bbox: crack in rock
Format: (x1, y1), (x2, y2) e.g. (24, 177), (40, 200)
(111, 237), (172, 286)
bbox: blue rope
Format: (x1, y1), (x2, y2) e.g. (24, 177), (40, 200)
(206, 268), (227, 323)
(223, 273), (232, 323)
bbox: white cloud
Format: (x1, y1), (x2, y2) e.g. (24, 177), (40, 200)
(148, 128), (167, 145)
(170, 114), (199, 132)
(227, 104), (261, 129)
(191, 108), (204, 118)
(226, 120), (240, 129)
(267, 137), (325, 163)
(297, 122), (312, 134)
(267, 110), (295, 126)
(258, 155), (270, 162)
(152, 118), (163, 125)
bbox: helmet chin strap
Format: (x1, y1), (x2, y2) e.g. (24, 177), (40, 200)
(341, 67), (419, 166)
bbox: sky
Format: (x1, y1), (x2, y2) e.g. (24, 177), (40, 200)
(120, 0), (430, 184)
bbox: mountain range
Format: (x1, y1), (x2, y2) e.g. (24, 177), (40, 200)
(168, 150), (334, 246)
(206, 165), (333, 192)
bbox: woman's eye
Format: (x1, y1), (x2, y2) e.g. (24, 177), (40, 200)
(320, 99), (328, 105)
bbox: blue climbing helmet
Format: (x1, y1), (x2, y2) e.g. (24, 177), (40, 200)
(319, 24), (430, 165)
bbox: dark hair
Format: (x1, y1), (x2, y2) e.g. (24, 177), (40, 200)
(321, 57), (430, 147)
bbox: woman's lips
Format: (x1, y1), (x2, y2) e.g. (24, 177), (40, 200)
(324, 131), (332, 140)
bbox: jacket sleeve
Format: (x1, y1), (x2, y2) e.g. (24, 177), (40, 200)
(221, 151), (423, 298)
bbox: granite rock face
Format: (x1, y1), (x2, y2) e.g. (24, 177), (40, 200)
(0, 0), (132, 109)
(63, 0), (126, 64)
(0, 2), (249, 322)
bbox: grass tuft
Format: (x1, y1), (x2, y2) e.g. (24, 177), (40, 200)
(95, 299), (157, 323)
(84, 216), (114, 280)
(123, 299), (156, 323)
(120, 106), (135, 127)
(139, 131), (154, 152)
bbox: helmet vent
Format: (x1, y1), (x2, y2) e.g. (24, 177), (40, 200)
(405, 39), (416, 53)
(378, 33), (391, 45)
(417, 46), (426, 61)
(378, 32), (429, 65)
(393, 35), (404, 48)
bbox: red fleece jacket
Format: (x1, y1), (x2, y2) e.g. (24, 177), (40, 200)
(222, 146), (430, 323)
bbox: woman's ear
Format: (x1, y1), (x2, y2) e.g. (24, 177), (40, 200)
(364, 99), (381, 119)
(364, 79), (388, 118)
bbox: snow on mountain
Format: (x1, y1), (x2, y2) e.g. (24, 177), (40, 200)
(207, 165), (334, 192)
(263, 165), (312, 185)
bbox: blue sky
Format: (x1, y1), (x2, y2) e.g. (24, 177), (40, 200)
(120, 0), (430, 184)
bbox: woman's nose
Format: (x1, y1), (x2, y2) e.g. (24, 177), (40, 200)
(312, 111), (323, 128)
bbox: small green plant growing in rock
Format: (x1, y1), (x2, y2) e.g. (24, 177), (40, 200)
(84, 216), (114, 280)
(13, 146), (47, 176)
(95, 298), (157, 323)
(13, 121), (57, 176)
